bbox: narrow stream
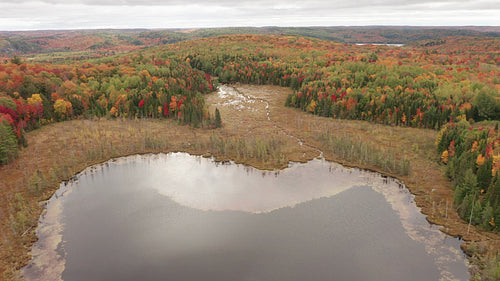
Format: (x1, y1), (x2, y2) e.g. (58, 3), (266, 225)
(220, 85), (320, 156)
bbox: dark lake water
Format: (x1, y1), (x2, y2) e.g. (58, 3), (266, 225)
(23, 153), (469, 281)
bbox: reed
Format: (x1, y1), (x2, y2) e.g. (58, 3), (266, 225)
(318, 131), (410, 176)
(208, 132), (288, 168)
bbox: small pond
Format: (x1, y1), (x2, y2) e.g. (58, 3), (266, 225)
(23, 153), (469, 281)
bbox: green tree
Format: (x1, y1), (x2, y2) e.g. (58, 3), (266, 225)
(482, 202), (494, 229)
(215, 108), (222, 128)
(10, 56), (22, 65)
(0, 121), (18, 164)
(473, 90), (498, 120)
(477, 158), (493, 192)
(0, 97), (17, 110)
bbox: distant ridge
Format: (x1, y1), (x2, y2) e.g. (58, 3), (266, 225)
(1, 26), (499, 56)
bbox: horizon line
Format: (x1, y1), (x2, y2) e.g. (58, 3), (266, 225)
(1, 25), (499, 33)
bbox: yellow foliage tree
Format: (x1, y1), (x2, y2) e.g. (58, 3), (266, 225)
(307, 100), (317, 113)
(441, 150), (449, 164)
(27, 94), (43, 105)
(54, 99), (67, 120)
(476, 154), (486, 166)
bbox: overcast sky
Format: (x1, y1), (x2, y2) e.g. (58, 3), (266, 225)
(0, 0), (498, 31)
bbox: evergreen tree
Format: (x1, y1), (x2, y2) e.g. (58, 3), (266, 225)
(215, 108), (222, 128)
(477, 158), (493, 192)
(0, 122), (18, 165)
(10, 56), (22, 65)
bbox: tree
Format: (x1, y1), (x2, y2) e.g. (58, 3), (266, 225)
(0, 121), (18, 164)
(482, 203), (494, 229)
(477, 158), (493, 191)
(53, 99), (68, 121)
(10, 56), (22, 65)
(214, 108), (222, 128)
(0, 97), (17, 110)
(27, 94), (43, 106)
(473, 90), (498, 121)
(61, 80), (77, 96)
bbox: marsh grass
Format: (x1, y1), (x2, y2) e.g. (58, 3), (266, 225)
(208, 132), (288, 168)
(319, 131), (410, 176)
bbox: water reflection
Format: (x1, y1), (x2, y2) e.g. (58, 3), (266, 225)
(23, 153), (469, 281)
(145, 153), (371, 214)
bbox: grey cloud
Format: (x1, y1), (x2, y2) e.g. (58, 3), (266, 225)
(2, 0), (499, 15)
(0, 0), (489, 7)
(0, 0), (497, 30)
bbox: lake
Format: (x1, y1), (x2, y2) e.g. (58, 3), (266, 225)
(23, 153), (469, 281)
(354, 43), (405, 47)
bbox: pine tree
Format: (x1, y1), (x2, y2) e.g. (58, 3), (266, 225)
(0, 122), (18, 164)
(215, 108), (222, 128)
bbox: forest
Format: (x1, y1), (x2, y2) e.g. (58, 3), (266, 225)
(1, 33), (500, 230)
(1, 26), (499, 59)
(0, 28), (499, 279)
